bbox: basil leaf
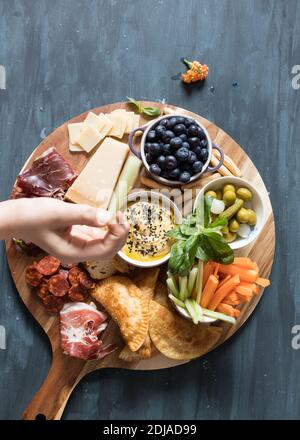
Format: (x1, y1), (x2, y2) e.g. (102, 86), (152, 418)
(142, 107), (161, 117)
(202, 233), (234, 264)
(204, 195), (214, 227)
(127, 97), (142, 113)
(167, 227), (186, 240)
(168, 235), (198, 276)
(195, 244), (209, 262)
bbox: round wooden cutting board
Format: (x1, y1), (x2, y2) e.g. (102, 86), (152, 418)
(5, 102), (275, 420)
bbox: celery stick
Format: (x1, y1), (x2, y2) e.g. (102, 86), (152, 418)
(168, 294), (185, 309)
(179, 276), (188, 301)
(202, 308), (236, 325)
(185, 299), (198, 324)
(187, 267), (198, 296)
(167, 272), (179, 294)
(191, 299), (203, 319)
(166, 278), (179, 297)
(108, 153), (141, 215)
(195, 260), (204, 304)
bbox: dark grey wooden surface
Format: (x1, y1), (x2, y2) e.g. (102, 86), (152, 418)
(0, 0), (299, 420)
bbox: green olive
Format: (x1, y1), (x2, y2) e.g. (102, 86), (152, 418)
(221, 226), (229, 234)
(236, 207), (249, 223)
(229, 219), (240, 232)
(216, 190), (223, 200)
(223, 190), (236, 205)
(223, 232), (237, 243)
(223, 184), (236, 193)
(205, 190), (217, 199)
(247, 209), (257, 226)
(236, 187), (253, 201)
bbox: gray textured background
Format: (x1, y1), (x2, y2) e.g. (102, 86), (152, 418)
(0, 0), (299, 420)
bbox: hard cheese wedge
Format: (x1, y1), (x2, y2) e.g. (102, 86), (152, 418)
(68, 122), (85, 152)
(65, 137), (129, 208)
(75, 124), (104, 153)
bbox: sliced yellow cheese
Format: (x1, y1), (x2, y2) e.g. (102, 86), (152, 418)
(65, 137), (129, 208)
(68, 123), (85, 152)
(75, 124), (104, 153)
(84, 112), (107, 132)
(107, 113), (127, 138)
(110, 109), (140, 134)
(97, 113), (114, 137)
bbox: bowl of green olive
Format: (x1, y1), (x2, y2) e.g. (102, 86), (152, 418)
(193, 176), (265, 249)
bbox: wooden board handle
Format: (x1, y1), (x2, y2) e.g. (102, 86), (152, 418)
(22, 351), (86, 420)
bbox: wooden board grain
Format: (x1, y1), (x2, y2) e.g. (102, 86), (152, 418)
(5, 102), (275, 420)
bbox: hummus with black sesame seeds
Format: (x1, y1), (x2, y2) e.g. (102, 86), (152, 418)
(123, 201), (174, 262)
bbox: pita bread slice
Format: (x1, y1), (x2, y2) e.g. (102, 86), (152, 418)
(91, 276), (148, 352)
(149, 300), (222, 360)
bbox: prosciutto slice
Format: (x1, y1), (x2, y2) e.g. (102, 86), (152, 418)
(60, 302), (116, 361)
(16, 147), (77, 198)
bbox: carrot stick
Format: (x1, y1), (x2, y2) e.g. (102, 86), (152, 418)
(218, 275), (231, 289)
(256, 277), (270, 287)
(235, 285), (253, 297)
(200, 275), (219, 308)
(216, 303), (241, 318)
(203, 262), (215, 287)
(224, 291), (239, 302)
(253, 285), (260, 295)
(233, 257), (258, 270)
(218, 264), (258, 283)
(223, 298), (241, 306)
(239, 282), (257, 292)
(208, 274), (240, 310)
(213, 263), (220, 277)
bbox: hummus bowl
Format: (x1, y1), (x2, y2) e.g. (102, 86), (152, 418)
(118, 190), (182, 268)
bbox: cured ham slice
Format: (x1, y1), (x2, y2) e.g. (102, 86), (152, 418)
(15, 147), (77, 199)
(60, 302), (115, 361)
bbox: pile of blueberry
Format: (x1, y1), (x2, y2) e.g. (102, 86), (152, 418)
(144, 116), (209, 183)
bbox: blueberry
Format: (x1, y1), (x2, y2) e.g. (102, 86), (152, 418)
(173, 124), (187, 135)
(159, 119), (169, 127)
(162, 130), (175, 143)
(168, 117), (178, 128)
(179, 133), (187, 141)
(176, 117), (186, 125)
(175, 147), (189, 161)
(150, 163), (161, 176)
(179, 171), (191, 183)
(181, 162), (192, 172)
(162, 143), (172, 155)
(170, 137), (183, 149)
(165, 155), (178, 170)
(149, 143), (161, 156)
(145, 153), (153, 164)
(199, 139), (208, 148)
(192, 161), (203, 173)
(193, 146), (202, 158)
(161, 169), (170, 179)
(187, 151), (197, 164)
(168, 168), (181, 180)
(184, 118), (194, 128)
(147, 130), (157, 142)
(182, 141), (190, 150)
(187, 125), (199, 137)
(157, 155), (166, 169)
(155, 125), (166, 138)
(198, 127), (206, 140)
(144, 142), (151, 153)
(200, 148), (209, 162)
(188, 137), (200, 148)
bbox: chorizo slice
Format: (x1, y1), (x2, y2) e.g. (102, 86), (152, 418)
(78, 271), (95, 290)
(42, 295), (64, 313)
(48, 273), (70, 297)
(67, 284), (88, 302)
(36, 256), (61, 276)
(36, 280), (49, 300)
(68, 266), (82, 285)
(25, 264), (43, 287)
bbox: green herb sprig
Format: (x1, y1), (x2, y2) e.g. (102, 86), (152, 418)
(167, 196), (234, 276)
(127, 97), (161, 117)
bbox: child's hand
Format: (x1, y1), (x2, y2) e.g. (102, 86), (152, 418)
(0, 198), (130, 263)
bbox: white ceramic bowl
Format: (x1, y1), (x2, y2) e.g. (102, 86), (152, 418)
(118, 190), (182, 268)
(193, 176), (265, 250)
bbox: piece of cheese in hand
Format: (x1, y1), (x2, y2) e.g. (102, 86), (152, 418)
(68, 122), (85, 152)
(107, 113), (127, 138)
(65, 137), (129, 208)
(75, 124), (104, 153)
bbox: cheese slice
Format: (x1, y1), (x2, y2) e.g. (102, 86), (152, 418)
(110, 110), (139, 134)
(97, 113), (114, 137)
(75, 124), (104, 153)
(65, 137), (129, 208)
(68, 123), (85, 152)
(107, 113), (127, 138)
(84, 112), (107, 132)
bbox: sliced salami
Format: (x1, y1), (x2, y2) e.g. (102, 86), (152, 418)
(68, 267), (82, 285)
(36, 280), (49, 300)
(68, 284), (88, 302)
(42, 295), (64, 313)
(36, 256), (60, 276)
(48, 273), (70, 297)
(78, 271), (95, 290)
(25, 264), (44, 287)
